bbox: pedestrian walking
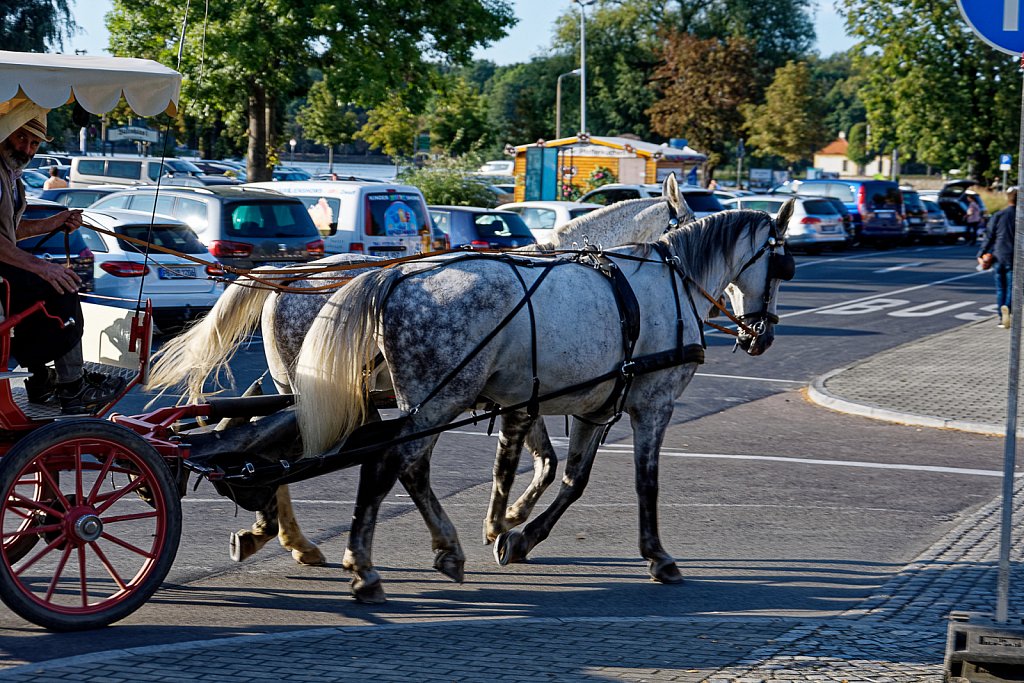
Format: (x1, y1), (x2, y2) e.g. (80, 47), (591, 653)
(965, 195), (983, 245)
(978, 187), (1017, 328)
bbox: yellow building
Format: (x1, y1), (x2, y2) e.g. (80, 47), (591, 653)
(510, 134), (707, 202)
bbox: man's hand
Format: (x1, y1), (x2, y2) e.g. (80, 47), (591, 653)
(53, 209), (83, 233)
(37, 260), (81, 294)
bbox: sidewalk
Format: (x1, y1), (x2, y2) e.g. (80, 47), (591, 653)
(2, 320), (1022, 682)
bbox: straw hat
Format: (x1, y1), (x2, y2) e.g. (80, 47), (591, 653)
(20, 114), (52, 143)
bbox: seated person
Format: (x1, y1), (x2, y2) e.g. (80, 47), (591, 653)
(0, 115), (124, 413)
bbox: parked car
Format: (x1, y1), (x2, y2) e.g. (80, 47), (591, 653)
(918, 187), (972, 244)
(38, 186), (123, 208)
(496, 200), (602, 244)
(190, 160), (241, 176)
(70, 156), (205, 187)
(477, 160), (514, 176)
(898, 187), (929, 241)
(21, 199), (95, 292)
(20, 169), (49, 198)
(919, 199), (950, 242)
(579, 183), (725, 219)
(163, 174), (242, 187)
(77, 209), (224, 329)
(272, 167), (312, 181)
(245, 180), (430, 257)
(428, 206), (536, 250)
(775, 178), (906, 245)
(26, 153), (73, 169)
(720, 194), (847, 252)
(89, 185), (324, 272)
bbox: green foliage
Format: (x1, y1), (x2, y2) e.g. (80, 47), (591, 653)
(355, 92), (419, 159)
(648, 33), (757, 171)
(426, 76), (490, 156)
(838, 0), (1019, 180)
(0, 0), (76, 52)
(744, 61), (829, 164)
(398, 156), (498, 207)
(297, 79), (360, 149)
(846, 122), (871, 167)
(810, 51), (866, 139)
(586, 165), (617, 190)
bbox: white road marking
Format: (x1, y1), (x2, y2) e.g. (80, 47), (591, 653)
(873, 262), (924, 273)
(693, 372), (804, 384)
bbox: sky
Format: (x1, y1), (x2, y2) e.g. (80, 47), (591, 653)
(68, 0), (856, 62)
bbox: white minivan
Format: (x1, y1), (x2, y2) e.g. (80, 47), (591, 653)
(69, 156), (204, 187)
(246, 180), (431, 257)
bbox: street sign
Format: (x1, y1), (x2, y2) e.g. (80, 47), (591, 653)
(1001, 153), (1013, 170)
(957, 0), (1024, 55)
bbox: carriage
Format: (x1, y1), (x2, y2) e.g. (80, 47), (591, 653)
(0, 51), (795, 632)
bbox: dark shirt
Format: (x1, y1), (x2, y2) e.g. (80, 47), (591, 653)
(980, 204), (1017, 266)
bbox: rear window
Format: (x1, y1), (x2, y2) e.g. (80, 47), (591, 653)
(740, 200), (784, 213)
(683, 193), (725, 212)
(569, 208), (597, 220)
(76, 160), (104, 176)
(902, 191), (924, 211)
(864, 182), (901, 209)
(106, 161), (142, 180)
(364, 192), (429, 237)
(19, 228), (88, 254)
(115, 224), (209, 254)
(62, 191), (110, 208)
(802, 199), (839, 215)
(472, 213), (533, 239)
(225, 200), (319, 238)
(295, 196), (344, 235)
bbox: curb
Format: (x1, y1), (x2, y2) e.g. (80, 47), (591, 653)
(807, 368), (1006, 436)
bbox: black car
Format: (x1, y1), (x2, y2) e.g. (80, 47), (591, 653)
(20, 200), (95, 292)
(38, 187), (121, 209)
(899, 187), (929, 240)
(428, 206), (536, 250)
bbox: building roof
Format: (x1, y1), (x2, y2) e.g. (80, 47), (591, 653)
(816, 138), (849, 156)
(512, 134), (707, 162)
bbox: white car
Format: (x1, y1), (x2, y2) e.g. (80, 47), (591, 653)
(79, 209), (225, 330)
(720, 194), (848, 252)
(579, 183), (725, 219)
(496, 200), (602, 243)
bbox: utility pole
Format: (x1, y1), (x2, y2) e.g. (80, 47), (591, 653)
(573, 0), (596, 135)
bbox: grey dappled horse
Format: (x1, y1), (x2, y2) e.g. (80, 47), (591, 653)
(292, 203), (794, 603)
(147, 175), (694, 565)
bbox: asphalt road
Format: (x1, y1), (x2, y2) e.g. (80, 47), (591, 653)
(0, 239), (1006, 665)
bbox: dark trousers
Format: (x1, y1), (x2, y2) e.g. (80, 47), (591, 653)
(0, 262), (83, 368)
(995, 262), (1013, 310)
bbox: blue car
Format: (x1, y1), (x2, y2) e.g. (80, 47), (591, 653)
(775, 178), (906, 246)
(428, 206), (536, 250)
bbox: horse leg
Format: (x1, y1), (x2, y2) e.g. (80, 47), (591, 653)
(483, 411), (534, 544)
(504, 418), (558, 527)
(399, 453), (465, 583)
(493, 417), (604, 565)
(274, 485), (327, 565)
(630, 404), (683, 584)
(229, 489), (281, 562)
(342, 448), (403, 604)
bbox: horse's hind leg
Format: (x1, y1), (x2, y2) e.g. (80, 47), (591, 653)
(483, 411), (534, 544)
(399, 452), (465, 583)
(230, 489), (281, 562)
(493, 418), (604, 565)
(275, 485), (327, 565)
(505, 418), (558, 527)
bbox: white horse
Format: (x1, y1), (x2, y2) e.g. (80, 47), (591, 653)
(147, 175), (694, 565)
(291, 203), (795, 602)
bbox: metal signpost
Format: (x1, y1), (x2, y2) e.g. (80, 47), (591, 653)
(945, 2), (1024, 678)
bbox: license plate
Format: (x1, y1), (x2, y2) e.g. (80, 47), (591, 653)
(158, 266), (196, 279)
(820, 224), (839, 233)
(908, 217), (923, 225)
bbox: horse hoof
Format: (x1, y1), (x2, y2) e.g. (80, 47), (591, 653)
(493, 530), (528, 566)
(351, 577), (387, 604)
(229, 531), (256, 562)
(648, 558), (684, 584)
(433, 550), (465, 583)
(291, 546), (327, 566)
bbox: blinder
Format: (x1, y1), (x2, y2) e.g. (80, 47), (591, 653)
(770, 249), (796, 282)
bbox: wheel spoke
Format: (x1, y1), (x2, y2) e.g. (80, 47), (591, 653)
(77, 544), (88, 608)
(102, 510), (158, 525)
(5, 490), (62, 519)
(74, 446), (84, 509)
(36, 463), (69, 512)
(92, 476), (147, 515)
(15, 534), (68, 576)
(2, 521), (60, 544)
(90, 542), (129, 591)
(100, 531), (156, 560)
(86, 449), (118, 506)
(43, 545), (73, 603)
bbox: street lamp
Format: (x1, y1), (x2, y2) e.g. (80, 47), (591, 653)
(289, 138), (296, 164)
(573, 0), (596, 135)
(556, 68), (581, 139)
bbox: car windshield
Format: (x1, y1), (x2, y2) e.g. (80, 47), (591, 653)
(803, 199), (839, 215)
(114, 225), (209, 254)
(164, 159), (203, 175)
(740, 199), (784, 213)
(473, 213), (533, 239)
(22, 172), (46, 188)
(225, 200), (319, 238)
(864, 182), (901, 209)
(295, 195), (343, 235)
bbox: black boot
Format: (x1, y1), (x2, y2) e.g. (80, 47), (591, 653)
(58, 374), (128, 414)
(24, 367), (57, 404)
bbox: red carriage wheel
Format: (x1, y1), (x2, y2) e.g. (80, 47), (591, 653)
(0, 419), (181, 631)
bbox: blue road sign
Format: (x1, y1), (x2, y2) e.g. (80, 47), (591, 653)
(1001, 153), (1014, 170)
(957, 0), (1024, 55)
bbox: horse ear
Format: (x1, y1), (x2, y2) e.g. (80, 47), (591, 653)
(663, 172), (695, 224)
(775, 198), (797, 237)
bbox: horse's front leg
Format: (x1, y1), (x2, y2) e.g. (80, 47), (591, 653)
(504, 418), (559, 528)
(399, 450), (465, 583)
(343, 447), (403, 604)
(274, 484), (327, 565)
(483, 411), (535, 544)
(629, 401), (683, 584)
(229, 488), (281, 562)
(493, 417), (604, 565)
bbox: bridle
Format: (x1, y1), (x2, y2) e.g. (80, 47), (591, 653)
(687, 217), (795, 343)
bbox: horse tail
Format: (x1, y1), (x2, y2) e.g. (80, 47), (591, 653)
(147, 278), (275, 400)
(294, 268), (403, 458)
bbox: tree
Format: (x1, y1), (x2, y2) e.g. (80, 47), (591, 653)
(0, 0), (76, 52)
(846, 121), (871, 167)
(426, 76), (489, 156)
(297, 79), (360, 170)
(744, 61), (829, 165)
(108, 0), (515, 180)
(647, 34), (757, 177)
(810, 51), (866, 140)
(355, 92), (420, 159)
(838, 0), (1019, 180)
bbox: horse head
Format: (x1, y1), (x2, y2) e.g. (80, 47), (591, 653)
(726, 198), (796, 356)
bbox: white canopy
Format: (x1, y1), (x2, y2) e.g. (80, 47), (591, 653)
(0, 51), (181, 140)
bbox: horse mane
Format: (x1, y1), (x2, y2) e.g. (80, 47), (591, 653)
(549, 197), (663, 248)
(656, 210), (771, 285)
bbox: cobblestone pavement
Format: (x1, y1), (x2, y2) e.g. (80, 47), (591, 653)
(1, 320), (1020, 681)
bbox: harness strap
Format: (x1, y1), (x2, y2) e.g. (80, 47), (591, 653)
(508, 265), (542, 417)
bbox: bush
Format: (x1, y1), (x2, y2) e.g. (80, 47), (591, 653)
(398, 155), (498, 207)
(586, 165), (616, 192)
